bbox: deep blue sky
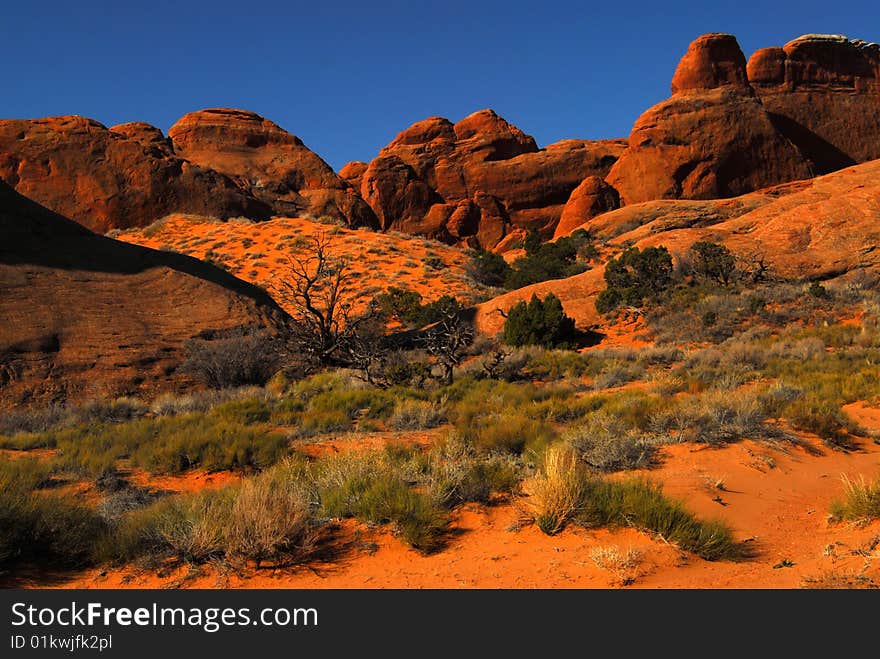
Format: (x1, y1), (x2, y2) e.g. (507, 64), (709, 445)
(3, 1), (878, 170)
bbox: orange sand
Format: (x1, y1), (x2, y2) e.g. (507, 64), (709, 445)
(117, 215), (485, 316)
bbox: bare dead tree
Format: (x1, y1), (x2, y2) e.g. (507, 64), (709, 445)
(739, 251), (769, 285)
(270, 233), (368, 365)
(343, 312), (392, 386)
(421, 311), (475, 385)
(479, 347), (512, 379)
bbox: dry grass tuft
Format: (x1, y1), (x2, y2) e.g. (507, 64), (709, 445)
(589, 545), (645, 585)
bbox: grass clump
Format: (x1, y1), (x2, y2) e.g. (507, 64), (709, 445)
(389, 399), (447, 430)
(579, 478), (740, 561)
(427, 436), (521, 507)
(786, 397), (863, 450)
(590, 545), (644, 585)
(528, 446), (740, 560)
(1, 485), (106, 574)
(25, 415), (290, 478)
(829, 474), (880, 524)
(97, 465), (321, 568)
(445, 379), (561, 455)
(529, 445), (589, 535)
(0, 457), (55, 491)
(211, 398), (272, 425)
(591, 359), (646, 390)
(224, 467), (321, 566)
(649, 389), (787, 446)
(313, 452), (447, 552)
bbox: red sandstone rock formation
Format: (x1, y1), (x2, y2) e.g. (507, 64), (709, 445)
(553, 176), (620, 239)
(607, 33), (813, 205)
(168, 108), (377, 227)
(671, 32), (751, 93)
(347, 109), (626, 247)
(747, 34), (880, 173)
(0, 116), (271, 233)
(481, 159), (880, 335)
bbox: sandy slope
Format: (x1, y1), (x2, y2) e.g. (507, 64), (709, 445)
(117, 215), (485, 316)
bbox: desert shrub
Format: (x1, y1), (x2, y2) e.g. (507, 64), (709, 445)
(389, 399), (447, 430)
(594, 390), (672, 432)
(308, 387), (396, 420)
(367, 350), (433, 388)
(373, 288), (464, 329)
(374, 286), (426, 327)
(757, 383), (804, 420)
(97, 486), (162, 521)
(445, 380), (560, 455)
(0, 405), (70, 436)
(284, 371), (350, 398)
(1, 486), (106, 572)
(150, 387), (267, 417)
(522, 348), (590, 379)
(829, 474), (880, 524)
(591, 359), (646, 390)
(182, 328), (282, 389)
(528, 395), (598, 423)
(418, 295), (464, 326)
(0, 397), (155, 439)
(637, 345), (684, 365)
(466, 249), (511, 287)
(132, 420), (288, 473)
(225, 468), (320, 566)
(590, 545), (644, 585)
(42, 415), (289, 477)
(649, 389), (786, 446)
(765, 336), (825, 362)
(564, 413), (657, 472)
(275, 375), (423, 434)
(431, 449), (520, 507)
(462, 412), (555, 455)
(77, 397), (149, 423)
(786, 397), (862, 450)
(97, 490), (233, 565)
(211, 398), (272, 424)
(596, 245), (673, 313)
(457, 345), (533, 382)
(444, 378), (573, 452)
(809, 281), (829, 299)
(0, 457), (55, 491)
(314, 453), (446, 552)
(293, 409), (352, 436)
(503, 232), (592, 290)
(503, 293), (577, 349)
(800, 571), (878, 589)
(645, 284), (771, 345)
(689, 241), (737, 286)
(424, 255), (446, 270)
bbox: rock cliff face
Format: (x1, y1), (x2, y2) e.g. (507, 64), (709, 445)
(0, 115), (271, 233)
(0, 181), (287, 407)
(606, 33), (880, 206)
(747, 34), (880, 173)
(346, 109), (626, 247)
(168, 108), (378, 227)
(606, 33), (813, 205)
